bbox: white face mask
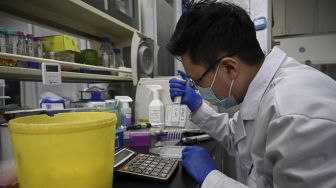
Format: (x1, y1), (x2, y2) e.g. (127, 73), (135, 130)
(197, 64), (237, 108)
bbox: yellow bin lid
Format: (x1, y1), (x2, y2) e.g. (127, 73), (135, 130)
(9, 112), (116, 134)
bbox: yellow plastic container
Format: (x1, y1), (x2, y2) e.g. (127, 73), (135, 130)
(9, 112), (116, 188)
(43, 35), (80, 53)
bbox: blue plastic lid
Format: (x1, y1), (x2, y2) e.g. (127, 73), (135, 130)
(101, 37), (110, 43)
(7, 30), (17, 36)
(0, 27), (7, 33)
(113, 48), (121, 54)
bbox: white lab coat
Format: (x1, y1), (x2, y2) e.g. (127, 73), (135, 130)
(191, 47), (336, 188)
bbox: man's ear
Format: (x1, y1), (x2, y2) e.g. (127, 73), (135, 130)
(219, 57), (239, 80)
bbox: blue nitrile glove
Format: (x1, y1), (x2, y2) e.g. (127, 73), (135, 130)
(169, 70), (202, 112)
(182, 146), (217, 185)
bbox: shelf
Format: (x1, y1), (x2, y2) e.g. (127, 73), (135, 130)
(0, 52), (133, 82)
(0, 66), (133, 83)
(0, 0), (138, 42)
(0, 52), (132, 73)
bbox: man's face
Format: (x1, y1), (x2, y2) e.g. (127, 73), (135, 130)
(181, 53), (232, 100)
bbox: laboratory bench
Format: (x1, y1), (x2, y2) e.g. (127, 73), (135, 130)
(113, 135), (236, 188)
(8, 134), (235, 188)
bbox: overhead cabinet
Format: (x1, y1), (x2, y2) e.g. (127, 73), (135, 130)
(272, 0), (336, 36)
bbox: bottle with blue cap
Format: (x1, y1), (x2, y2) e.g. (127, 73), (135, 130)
(113, 48), (124, 68)
(99, 37), (116, 71)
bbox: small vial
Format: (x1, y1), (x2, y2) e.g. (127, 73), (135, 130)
(113, 48), (124, 68)
(17, 31), (26, 55)
(99, 37), (116, 72)
(0, 27), (7, 53)
(33, 37), (43, 58)
(6, 30), (18, 54)
(25, 34), (34, 56)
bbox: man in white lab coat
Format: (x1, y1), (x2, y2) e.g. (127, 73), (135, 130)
(167, 1), (336, 188)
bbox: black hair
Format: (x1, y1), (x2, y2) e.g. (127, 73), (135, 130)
(167, 0), (265, 67)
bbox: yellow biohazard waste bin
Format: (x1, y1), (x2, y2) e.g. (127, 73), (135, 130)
(9, 112), (116, 188)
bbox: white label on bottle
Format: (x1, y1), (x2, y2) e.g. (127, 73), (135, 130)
(149, 106), (162, 124)
(125, 113), (131, 118)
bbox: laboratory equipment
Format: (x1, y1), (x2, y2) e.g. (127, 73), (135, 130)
(115, 129), (124, 150)
(129, 131), (151, 148)
(39, 92), (66, 110)
(135, 77), (212, 131)
(0, 80), (6, 107)
(114, 148), (179, 182)
(25, 34), (34, 56)
(43, 35), (79, 63)
(0, 27), (6, 53)
(113, 48), (124, 67)
(16, 31), (25, 55)
(130, 33), (159, 86)
(75, 49), (99, 66)
(99, 37), (115, 68)
(181, 134), (211, 144)
(115, 96), (132, 127)
(163, 75), (187, 142)
(41, 62), (62, 85)
(6, 30), (18, 55)
(70, 101), (106, 109)
(126, 122), (151, 130)
(80, 86), (106, 101)
(33, 36), (43, 58)
(150, 146), (186, 159)
(9, 112), (116, 188)
(147, 85), (165, 126)
(42, 35), (80, 53)
(40, 98), (65, 110)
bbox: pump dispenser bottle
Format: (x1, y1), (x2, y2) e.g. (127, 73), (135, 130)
(147, 85), (165, 126)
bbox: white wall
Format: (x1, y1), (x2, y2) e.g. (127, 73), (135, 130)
(250, 0), (272, 53)
(140, 0), (157, 42)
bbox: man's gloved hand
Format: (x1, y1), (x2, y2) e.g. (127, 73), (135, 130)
(182, 146), (217, 185)
(169, 70), (202, 112)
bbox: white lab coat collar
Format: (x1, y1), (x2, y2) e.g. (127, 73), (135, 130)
(239, 47), (287, 120)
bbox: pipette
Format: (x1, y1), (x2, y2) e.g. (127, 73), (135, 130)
(163, 76), (186, 144)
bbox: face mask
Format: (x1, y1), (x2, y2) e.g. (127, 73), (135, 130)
(197, 64), (237, 108)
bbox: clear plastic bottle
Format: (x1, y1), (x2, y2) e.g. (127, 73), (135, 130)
(16, 31), (27, 67)
(6, 30), (18, 54)
(113, 48), (124, 68)
(0, 27), (7, 53)
(25, 34), (34, 56)
(99, 37), (115, 70)
(33, 37), (43, 58)
(17, 31), (26, 55)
